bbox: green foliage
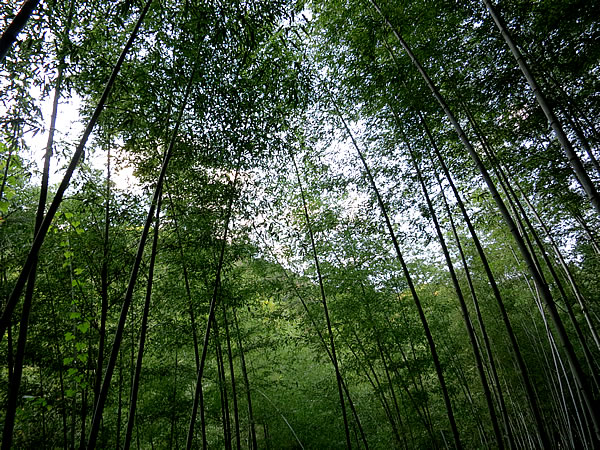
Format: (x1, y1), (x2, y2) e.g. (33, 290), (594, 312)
(1, 0), (599, 448)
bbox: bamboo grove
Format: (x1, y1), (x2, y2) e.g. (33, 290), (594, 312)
(1, 0), (599, 448)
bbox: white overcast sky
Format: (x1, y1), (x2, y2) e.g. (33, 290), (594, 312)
(24, 88), (139, 193)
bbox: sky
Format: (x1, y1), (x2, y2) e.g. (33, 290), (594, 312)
(24, 87), (140, 194)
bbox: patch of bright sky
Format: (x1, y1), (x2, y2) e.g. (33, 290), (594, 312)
(13, 1), (438, 274)
(23, 87), (141, 195)
(16, 4), (312, 203)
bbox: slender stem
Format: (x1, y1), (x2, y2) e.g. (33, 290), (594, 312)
(369, 0), (599, 443)
(255, 225), (370, 449)
(232, 307), (257, 450)
(95, 142), (110, 409)
(0, 0), (154, 343)
(1, 5), (72, 441)
(0, 0), (41, 62)
(482, 0), (600, 216)
(222, 303), (241, 450)
(186, 167), (240, 449)
(291, 151), (352, 448)
(87, 30), (196, 448)
(123, 192), (162, 450)
(416, 107), (545, 447)
(254, 388), (305, 449)
(400, 125), (504, 448)
(428, 147), (516, 449)
(331, 94), (462, 448)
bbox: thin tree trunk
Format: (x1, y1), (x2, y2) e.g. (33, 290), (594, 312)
(255, 227), (370, 448)
(37, 365), (47, 443)
(95, 144), (111, 410)
(232, 307), (257, 450)
(466, 105), (600, 355)
(0, 0), (154, 343)
(371, 0), (600, 442)
(117, 350), (124, 449)
(1, 16), (69, 443)
(263, 423), (270, 450)
(540, 57), (600, 172)
(123, 193), (162, 450)
(169, 347), (178, 449)
(540, 317), (582, 447)
(573, 213), (600, 255)
(383, 315), (435, 436)
(510, 183), (600, 429)
(533, 321), (575, 448)
(290, 152), (352, 448)
(0, 0), (41, 62)
(331, 98), (462, 449)
(186, 167), (239, 449)
(415, 107), (547, 447)
(386, 42), (516, 440)
(216, 340), (229, 446)
(429, 151), (516, 449)
(1, 189), (37, 450)
(165, 186), (207, 443)
(255, 388), (305, 449)
(2, 266), (13, 381)
(79, 338), (93, 450)
(70, 394), (76, 449)
(213, 317), (232, 450)
(468, 111), (600, 400)
(129, 275), (135, 442)
(482, 0), (600, 216)
(358, 287), (406, 447)
(560, 104), (600, 180)
(474, 127), (600, 388)
(530, 282), (591, 447)
(198, 359), (207, 449)
(400, 122), (504, 448)
(87, 33), (196, 449)
(372, 325), (408, 449)
(43, 271), (69, 448)
(471, 101), (600, 401)
(166, 187), (202, 370)
(222, 303), (241, 450)
(345, 334), (403, 445)
(0, 145), (13, 203)
(444, 341), (490, 449)
(520, 185), (600, 353)
(298, 277), (370, 447)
